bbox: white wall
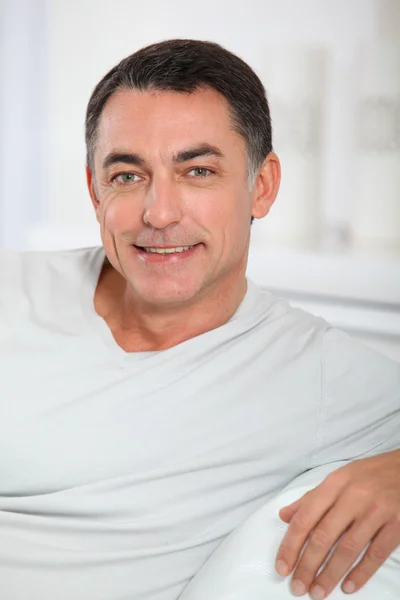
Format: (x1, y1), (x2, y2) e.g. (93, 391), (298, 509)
(0, 0), (47, 249)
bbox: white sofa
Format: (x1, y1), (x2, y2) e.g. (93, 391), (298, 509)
(179, 462), (400, 599)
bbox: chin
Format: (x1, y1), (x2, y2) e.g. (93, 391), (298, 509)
(132, 278), (203, 308)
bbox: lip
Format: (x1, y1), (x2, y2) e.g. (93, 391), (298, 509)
(132, 243), (202, 264)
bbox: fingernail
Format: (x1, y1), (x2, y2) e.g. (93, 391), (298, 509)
(275, 559), (289, 576)
(342, 581), (356, 594)
(291, 579), (306, 596)
(310, 584), (325, 599)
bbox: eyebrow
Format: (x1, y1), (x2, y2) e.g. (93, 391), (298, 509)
(102, 144), (225, 170)
(173, 144), (225, 163)
(102, 152), (145, 170)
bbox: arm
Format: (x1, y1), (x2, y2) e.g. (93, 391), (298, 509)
(275, 329), (400, 598)
(179, 460), (400, 600)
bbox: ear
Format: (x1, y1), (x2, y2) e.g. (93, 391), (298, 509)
(86, 165), (101, 223)
(251, 152), (281, 220)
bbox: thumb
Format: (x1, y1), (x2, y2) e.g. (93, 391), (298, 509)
(279, 497), (302, 523)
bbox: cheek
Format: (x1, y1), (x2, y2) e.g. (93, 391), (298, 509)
(190, 186), (238, 224)
(193, 193), (250, 260)
(221, 194), (252, 249)
(102, 195), (141, 233)
(194, 186), (249, 227)
(215, 189), (250, 227)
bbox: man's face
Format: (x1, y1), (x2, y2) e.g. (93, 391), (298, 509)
(88, 87), (270, 308)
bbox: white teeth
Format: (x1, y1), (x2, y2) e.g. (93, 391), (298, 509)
(142, 245), (195, 255)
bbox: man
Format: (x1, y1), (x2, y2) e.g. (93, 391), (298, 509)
(0, 39), (399, 600)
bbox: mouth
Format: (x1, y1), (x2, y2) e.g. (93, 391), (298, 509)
(132, 243), (202, 263)
(134, 244), (198, 255)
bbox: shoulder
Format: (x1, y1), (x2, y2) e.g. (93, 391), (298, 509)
(322, 326), (400, 391)
(0, 246), (102, 310)
(248, 280), (331, 342)
(236, 280), (332, 367)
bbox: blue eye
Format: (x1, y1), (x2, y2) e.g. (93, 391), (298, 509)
(188, 167), (214, 177)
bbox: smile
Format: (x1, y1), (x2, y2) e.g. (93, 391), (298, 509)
(137, 245), (197, 255)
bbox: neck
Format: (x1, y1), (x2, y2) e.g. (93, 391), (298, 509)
(94, 263), (247, 352)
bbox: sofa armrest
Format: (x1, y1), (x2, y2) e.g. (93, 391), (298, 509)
(179, 461), (400, 599)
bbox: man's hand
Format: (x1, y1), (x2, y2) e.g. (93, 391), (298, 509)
(275, 450), (400, 598)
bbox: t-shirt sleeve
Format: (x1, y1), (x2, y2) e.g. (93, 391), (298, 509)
(310, 327), (400, 468)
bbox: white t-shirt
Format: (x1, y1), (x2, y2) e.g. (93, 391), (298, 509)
(0, 246), (399, 600)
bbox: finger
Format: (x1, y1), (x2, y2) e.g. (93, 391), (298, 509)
(279, 497), (302, 523)
(275, 478), (339, 576)
(340, 520), (400, 596)
(306, 506), (385, 599)
(290, 499), (356, 596)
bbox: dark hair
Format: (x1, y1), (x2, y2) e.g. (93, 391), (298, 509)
(85, 38), (273, 185)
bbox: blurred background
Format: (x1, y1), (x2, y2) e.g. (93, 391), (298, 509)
(0, 0), (399, 360)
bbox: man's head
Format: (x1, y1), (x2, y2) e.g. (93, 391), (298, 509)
(85, 39), (280, 310)
(86, 39), (274, 187)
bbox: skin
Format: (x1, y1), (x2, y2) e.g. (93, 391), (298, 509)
(86, 84), (400, 598)
(87, 87), (280, 352)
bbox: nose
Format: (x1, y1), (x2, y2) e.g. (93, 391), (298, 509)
(143, 175), (183, 229)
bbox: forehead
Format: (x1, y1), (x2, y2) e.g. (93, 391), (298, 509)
(96, 87), (245, 160)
